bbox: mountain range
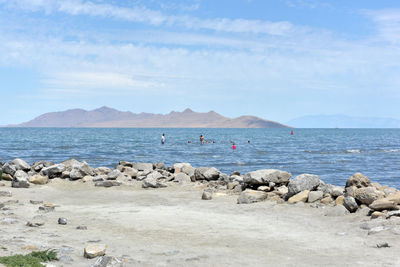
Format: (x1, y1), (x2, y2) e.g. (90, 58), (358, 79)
(9, 107), (288, 128)
(287, 115), (400, 128)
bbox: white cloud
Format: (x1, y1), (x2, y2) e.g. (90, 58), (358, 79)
(365, 9), (400, 44)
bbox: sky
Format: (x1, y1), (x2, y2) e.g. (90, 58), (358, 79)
(1, 0), (400, 125)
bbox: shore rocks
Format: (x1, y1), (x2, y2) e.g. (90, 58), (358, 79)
(2, 162), (17, 176)
(369, 199), (398, 211)
(243, 169), (291, 186)
(202, 190), (213, 200)
(84, 244), (107, 259)
(41, 164), (66, 178)
(70, 162), (95, 180)
(343, 196), (358, 212)
(308, 191), (324, 203)
(12, 170), (30, 188)
(287, 174), (321, 197)
(325, 205), (349, 217)
(12, 158), (31, 171)
(29, 174), (48, 185)
(132, 163), (153, 171)
(174, 173), (191, 183)
(346, 172), (371, 188)
(288, 190), (310, 204)
(354, 186), (384, 205)
(237, 189), (267, 204)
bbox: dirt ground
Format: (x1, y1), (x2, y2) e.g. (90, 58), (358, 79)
(1, 180), (400, 267)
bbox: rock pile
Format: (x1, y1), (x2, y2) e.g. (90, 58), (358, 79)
(1, 158), (400, 221)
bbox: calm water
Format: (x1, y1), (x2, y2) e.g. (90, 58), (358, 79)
(0, 128), (399, 188)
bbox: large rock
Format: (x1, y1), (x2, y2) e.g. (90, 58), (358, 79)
(84, 244), (107, 259)
(69, 162), (95, 180)
(181, 165), (195, 178)
(194, 167), (210, 180)
(122, 167), (137, 178)
(369, 199), (399, 211)
(174, 173), (191, 183)
(307, 191), (324, 203)
(203, 167), (220, 181)
(343, 196), (358, 212)
(29, 174), (49, 185)
(40, 164), (66, 178)
(243, 169), (291, 186)
(173, 163), (192, 173)
(354, 186), (384, 205)
(2, 162), (16, 176)
(287, 174), (321, 197)
(325, 205), (349, 217)
(132, 163), (153, 171)
(12, 158), (31, 171)
(142, 177), (166, 189)
(107, 170), (122, 180)
(346, 172), (371, 188)
(288, 190), (310, 204)
(12, 170), (30, 188)
(61, 158), (81, 171)
(95, 167), (111, 175)
(386, 192), (400, 204)
(237, 189), (267, 204)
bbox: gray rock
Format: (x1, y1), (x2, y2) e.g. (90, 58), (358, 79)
(194, 167), (210, 180)
(230, 175), (243, 183)
(202, 190), (212, 200)
(387, 210), (400, 218)
(132, 163), (153, 171)
(142, 177), (167, 188)
(308, 191), (324, 203)
(61, 158), (82, 171)
(119, 161), (133, 167)
(346, 172), (371, 188)
(376, 242), (390, 248)
(12, 158), (31, 171)
(69, 162), (95, 180)
(181, 165), (195, 178)
(203, 167), (220, 181)
(107, 170), (121, 180)
(12, 170), (30, 188)
(95, 181), (121, 187)
(77, 225), (88, 230)
(91, 256), (123, 267)
(58, 217), (67, 225)
(237, 189), (267, 204)
(122, 167), (137, 178)
(146, 171), (163, 180)
(153, 162), (165, 170)
(243, 169), (291, 186)
(324, 205), (349, 217)
(287, 174), (321, 197)
(40, 164), (66, 178)
(2, 162), (16, 176)
(354, 186), (384, 205)
(343, 196), (359, 212)
(320, 184), (344, 197)
(95, 167), (112, 175)
(174, 173), (191, 183)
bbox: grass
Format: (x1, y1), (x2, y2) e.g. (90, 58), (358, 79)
(0, 170), (2, 180)
(0, 249), (58, 267)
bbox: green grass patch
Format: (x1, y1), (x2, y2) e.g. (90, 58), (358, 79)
(0, 249), (58, 267)
(0, 170), (3, 180)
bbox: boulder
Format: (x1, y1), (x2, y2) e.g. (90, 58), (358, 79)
(203, 167), (220, 181)
(107, 170), (121, 180)
(84, 244), (107, 259)
(202, 190), (212, 200)
(237, 189), (267, 204)
(335, 195), (345, 205)
(230, 175), (243, 183)
(61, 158), (81, 171)
(119, 161), (133, 167)
(181, 165), (195, 178)
(69, 162), (95, 180)
(354, 186), (384, 205)
(325, 205), (349, 217)
(174, 173), (191, 183)
(12, 158), (31, 171)
(243, 169), (291, 186)
(142, 177), (166, 189)
(343, 196), (358, 212)
(2, 162), (16, 176)
(12, 170), (30, 188)
(288, 190), (310, 204)
(287, 174), (321, 197)
(346, 172), (371, 188)
(194, 167), (210, 180)
(122, 167), (138, 178)
(132, 163), (153, 171)
(308, 191), (324, 203)
(275, 185), (288, 196)
(385, 192), (400, 204)
(29, 174), (49, 185)
(95, 167), (112, 175)
(344, 186), (357, 197)
(369, 199), (399, 211)
(40, 164), (66, 178)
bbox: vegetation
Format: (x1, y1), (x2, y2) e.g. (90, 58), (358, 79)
(0, 170), (2, 180)
(0, 249), (58, 267)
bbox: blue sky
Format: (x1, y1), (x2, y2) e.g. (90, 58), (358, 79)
(1, 0), (400, 124)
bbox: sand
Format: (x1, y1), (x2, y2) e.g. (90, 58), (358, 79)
(1, 180), (400, 267)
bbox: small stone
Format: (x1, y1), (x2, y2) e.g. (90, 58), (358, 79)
(0, 191), (12, 197)
(84, 244), (107, 259)
(343, 196), (358, 212)
(376, 242), (390, 248)
(30, 200), (43, 204)
(26, 219), (45, 227)
(39, 206), (55, 212)
(371, 211), (386, 219)
(77, 225), (88, 230)
(335, 195), (345, 205)
(58, 217), (67, 225)
(288, 190), (310, 204)
(202, 190), (212, 200)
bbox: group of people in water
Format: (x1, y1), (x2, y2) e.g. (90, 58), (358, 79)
(161, 133), (250, 150)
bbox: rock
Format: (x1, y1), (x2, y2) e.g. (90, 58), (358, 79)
(287, 174), (321, 197)
(29, 174), (48, 185)
(308, 191), (324, 203)
(82, 175), (94, 183)
(39, 205), (55, 212)
(84, 244), (107, 259)
(132, 163), (153, 171)
(385, 191), (400, 204)
(376, 242), (390, 248)
(95, 181), (121, 188)
(174, 173), (191, 183)
(1, 173), (13, 181)
(153, 162), (165, 170)
(325, 205), (349, 216)
(354, 186), (384, 205)
(227, 181), (239, 190)
(12, 158), (31, 171)
(343, 196), (359, 212)
(330, 186), (345, 197)
(194, 167), (209, 180)
(320, 195), (333, 205)
(58, 217), (67, 225)
(346, 172), (371, 188)
(146, 171), (163, 180)
(384, 187), (397, 196)
(142, 177), (166, 189)
(77, 225), (88, 230)
(0, 190), (12, 197)
(202, 190), (212, 200)
(95, 167), (111, 175)
(41, 164), (66, 178)
(371, 211), (386, 219)
(107, 170), (121, 180)
(181, 165), (195, 178)
(257, 186), (270, 192)
(173, 162), (191, 172)
(243, 169), (291, 186)
(203, 167), (220, 181)
(237, 189), (267, 204)
(26, 220), (45, 227)
(91, 256), (123, 267)
(344, 186), (357, 197)
(230, 175), (243, 183)
(2, 162), (16, 176)
(369, 198), (399, 211)
(357, 206), (371, 216)
(12, 170), (30, 188)
(275, 185), (288, 196)
(335, 195), (345, 205)
(119, 161), (133, 167)
(61, 158), (82, 171)
(30, 200), (43, 204)
(122, 167), (137, 178)
(70, 162), (95, 180)
(288, 190), (310, 204)
(386, 210), (400, 219)
(61, 171), (70, 179)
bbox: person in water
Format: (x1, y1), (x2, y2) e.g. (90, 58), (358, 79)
(200, 135), (205, 144)
(161, 133), (165, 145)
(232, 142), (236, 150)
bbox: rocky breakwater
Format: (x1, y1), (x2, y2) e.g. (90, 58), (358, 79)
(1, 158), (400, 262)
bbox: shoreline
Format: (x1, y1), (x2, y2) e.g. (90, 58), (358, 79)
(1, 158), (400, 266)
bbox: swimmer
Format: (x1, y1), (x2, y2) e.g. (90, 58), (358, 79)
(232, 142), (236, 150)
(161, 133), (165, 145)
(200, 135), (205, 144)
(248, 140), (250, 143)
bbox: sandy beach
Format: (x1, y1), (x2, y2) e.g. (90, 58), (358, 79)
(1, 179), (400, 267)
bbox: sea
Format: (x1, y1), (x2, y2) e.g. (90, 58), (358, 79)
(0, 128), (399, 188)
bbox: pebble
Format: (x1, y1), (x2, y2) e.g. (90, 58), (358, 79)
(77, 225), (88, 230)
(30, 200), (43, 205)
(376, 242), (390, 248)
(58, 217), (67, 225)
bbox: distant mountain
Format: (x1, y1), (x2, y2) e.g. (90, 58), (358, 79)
(287, 115), (400, 128)
(10, 107), (288, 128)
